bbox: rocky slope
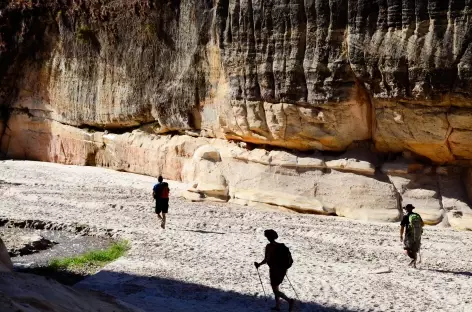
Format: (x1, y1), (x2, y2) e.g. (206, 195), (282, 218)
(0, 238), (13, 272)
(0, 237), (141, 312)
(1, 1), (472, 226)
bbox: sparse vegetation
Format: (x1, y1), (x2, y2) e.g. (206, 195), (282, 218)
(48, 240), (129, 272)
(19, 240), (129, 285)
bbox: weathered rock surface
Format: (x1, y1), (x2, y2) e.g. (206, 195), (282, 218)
(388, 175), (443, 225)
(0, 238), (13, 272)
(185, 143), (401, 221)
(2, 1), (472, 162)
(2, 114), (472, 227)
(3, 232), (56, 257)
(0, 234), (140, 311)
(0, 272), (142, 312)
(231, 189), (330, 215)
(1, 1), (472, 227)
(447, 210), (472, 231)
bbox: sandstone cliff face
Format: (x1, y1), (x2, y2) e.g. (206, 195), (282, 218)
(1, 1), (472, 227)
(2, 0), (472, 161)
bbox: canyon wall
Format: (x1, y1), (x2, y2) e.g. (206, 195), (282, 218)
(1, 0), (472, 228)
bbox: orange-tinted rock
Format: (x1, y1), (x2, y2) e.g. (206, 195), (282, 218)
(2, 1), (472, 163)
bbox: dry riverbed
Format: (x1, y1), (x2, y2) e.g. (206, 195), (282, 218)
(0, 160), (471, 312)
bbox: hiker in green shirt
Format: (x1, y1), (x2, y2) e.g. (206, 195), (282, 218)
(400, 204), (424, 268)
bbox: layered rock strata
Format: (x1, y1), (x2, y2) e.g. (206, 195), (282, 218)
(1, 1), (472, 227)
(1, 1), (472, 161)
(3, 116), (472, 229)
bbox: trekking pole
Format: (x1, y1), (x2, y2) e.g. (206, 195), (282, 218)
(255, 266), (267, 299)
(285, 274), (300, 301)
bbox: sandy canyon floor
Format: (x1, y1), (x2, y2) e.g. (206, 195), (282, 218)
(0, 160), (471, 312)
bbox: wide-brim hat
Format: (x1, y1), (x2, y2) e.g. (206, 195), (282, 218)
(264, 229), (278, 240)
(403, 204), (415, 210)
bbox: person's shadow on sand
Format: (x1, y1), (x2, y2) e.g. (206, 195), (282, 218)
(425, 269), (472, 277)
(76, 270), (355, 312)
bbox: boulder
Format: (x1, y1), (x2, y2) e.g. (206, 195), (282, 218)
(183, 189), (226, 202)
(325, 158), (375, 175)
(325, 148), (378, 175)
(232, 150), (250, 162)
(2, 231), (56, 257)
(183, 149), (229, 201)
(447, 211), (472, 231)
(438, 175), (471, 213)
(313, 171), (400, 222)
(183, 190), (204, 202)
(269, 151), (298, 167)
(296, 155), (325, 168)
(232, 189), (332, 215)
(222, 156), (400, 222)
(247, 149), (271, 165)
(194, 182), (228, 198)
(389, 175), (443, 225)
(193, 145), (221, 162)
(436, 174), (472, 230)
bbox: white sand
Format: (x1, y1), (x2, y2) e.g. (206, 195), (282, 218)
(1, 160), (471, 312)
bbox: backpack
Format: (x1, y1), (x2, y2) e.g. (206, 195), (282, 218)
(408, 213), (423, 243)
(154, 182), (169, 199)
(274, 243), (293, 270)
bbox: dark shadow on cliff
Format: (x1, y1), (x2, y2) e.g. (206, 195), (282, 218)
(76, 270), (354, 312)
(402, 171), (472, 212)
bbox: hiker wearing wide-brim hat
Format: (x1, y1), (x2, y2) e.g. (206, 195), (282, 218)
(254, 229), (295, 311)
(400, 204), (424, 268)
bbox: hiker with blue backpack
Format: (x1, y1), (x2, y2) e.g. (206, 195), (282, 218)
(400, 204), (424, 268)
(255, 229), (295, 312)
(153, 176), (170, 229)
